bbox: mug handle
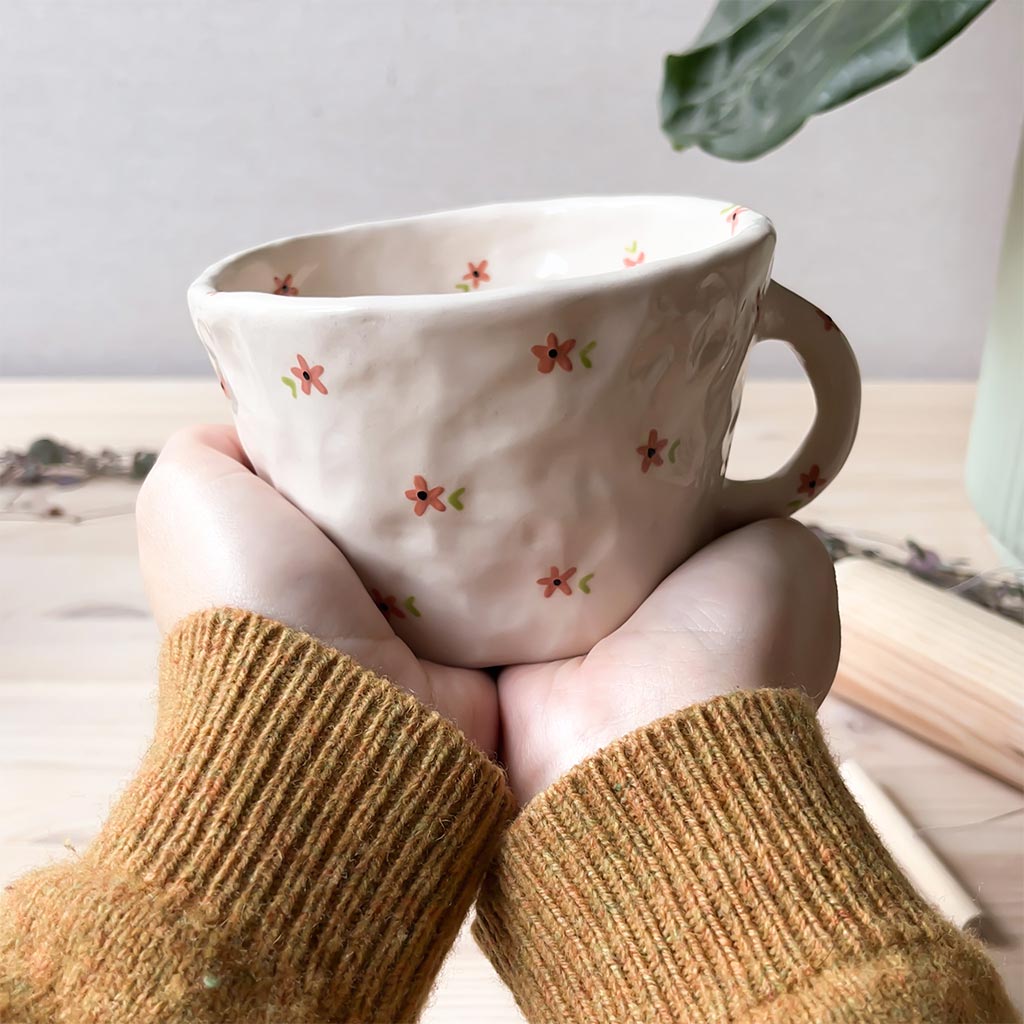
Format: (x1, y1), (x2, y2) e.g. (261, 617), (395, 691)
(721, 280), (861, 526)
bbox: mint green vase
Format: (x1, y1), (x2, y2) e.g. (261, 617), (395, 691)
(967, 135), (1024, 565)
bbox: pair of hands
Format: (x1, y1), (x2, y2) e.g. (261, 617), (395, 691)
(137, 425), (840, 804)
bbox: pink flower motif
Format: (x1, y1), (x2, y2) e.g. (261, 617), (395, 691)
(636, 429), (668, 473)
(537, 565), (576, 598)
(370, 588), (406, 621)
(815, 307), (836, 331)
(462, 261), (490, 289)
(798, 464), (827, 495)
(405, 475), (446, 516)
(274, 273), (299, 296)
(531, 333), (575, 373)
(623, 252), (646, 268)
(725, 206), (748, 236)
(290, 354), (328, 395)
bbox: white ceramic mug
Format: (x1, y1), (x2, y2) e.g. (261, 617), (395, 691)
(189, 196), (860, 667)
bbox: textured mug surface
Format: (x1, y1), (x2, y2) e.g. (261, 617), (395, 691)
(189, 196), (860, 667)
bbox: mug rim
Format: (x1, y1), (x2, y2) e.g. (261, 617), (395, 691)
(188, 193), (776, 316)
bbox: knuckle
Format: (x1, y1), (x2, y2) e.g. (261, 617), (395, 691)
(750, 517), (838, 598)
(135, 429), (197, 523)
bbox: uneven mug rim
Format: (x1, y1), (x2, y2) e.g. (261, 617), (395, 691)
(188, 193), (777, 318)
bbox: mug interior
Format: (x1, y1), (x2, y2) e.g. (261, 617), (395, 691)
(205, 195), (768, 300)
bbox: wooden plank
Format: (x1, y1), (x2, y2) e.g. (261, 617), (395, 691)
(834, 559), (1024, 788)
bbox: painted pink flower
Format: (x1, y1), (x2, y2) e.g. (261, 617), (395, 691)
(537, 565), (576, 598)
(725, 206), (748, 236)
(291, 354), (327, 395)
(798, 464), (826, 495)
(531, 333), (575, 373)
(815, 307), (836, 331)
(370, 588), (406, 620)
(462, 261), (490, 288)
(636, 429), (668, 473)
(623, 251), (646, 268)
(274, 273), (299, 296)
(405, 475), (446, 516)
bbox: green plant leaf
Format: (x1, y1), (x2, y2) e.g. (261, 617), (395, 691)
(661, 0), (992, 161)
(694, 0), (777, 46)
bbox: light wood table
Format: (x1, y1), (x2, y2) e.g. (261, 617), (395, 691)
(0, 379), (1021, 1017)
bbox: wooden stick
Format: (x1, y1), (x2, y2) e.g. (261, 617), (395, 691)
(833, 559), (1024, 789)
(840, 761), (981, 929)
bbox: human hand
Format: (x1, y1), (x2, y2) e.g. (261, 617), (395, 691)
(136, 424), (498, 754)
(498, 518), (841, 803)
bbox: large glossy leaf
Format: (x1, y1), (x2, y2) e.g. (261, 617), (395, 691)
(661, 0), (993, 161)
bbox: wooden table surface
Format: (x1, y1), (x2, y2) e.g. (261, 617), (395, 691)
(1, 378), (1021, 1018)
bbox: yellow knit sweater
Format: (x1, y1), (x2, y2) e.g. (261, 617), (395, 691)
(0, 610), (1016, 1023)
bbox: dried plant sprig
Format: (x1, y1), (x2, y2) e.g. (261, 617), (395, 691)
(0, 438), (157, 488)
(810, 525), (1023, 625)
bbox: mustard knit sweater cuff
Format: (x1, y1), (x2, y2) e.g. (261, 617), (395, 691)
(474, 688), (1017, 1024)
(1, 609), (515, 1024)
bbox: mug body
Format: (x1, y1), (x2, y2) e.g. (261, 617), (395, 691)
(189, 196), (776, 666)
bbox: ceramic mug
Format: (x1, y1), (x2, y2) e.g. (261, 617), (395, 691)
(189, 195), (860, 667)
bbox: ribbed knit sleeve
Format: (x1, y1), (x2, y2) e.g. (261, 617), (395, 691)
(0, 609), (515, 1024)
(474, 689), (1017, 1024)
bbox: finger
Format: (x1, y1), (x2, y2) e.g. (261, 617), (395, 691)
(150, 425), (422, 662)
(136, 425), (258, 586)
(182, 423), (255, 472)
(153, 423), (252, 480)
(420, 661), (501, 756)
(137, 427), (502, 746)
(619, 519), (840, 703)
(629, 518), (835, 624)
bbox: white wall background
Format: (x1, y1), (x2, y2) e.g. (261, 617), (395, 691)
(0, 0), (1021, 378)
